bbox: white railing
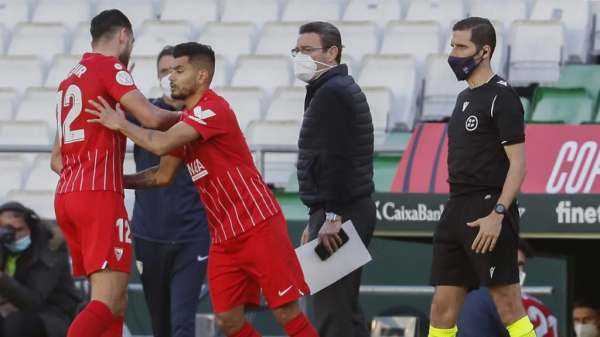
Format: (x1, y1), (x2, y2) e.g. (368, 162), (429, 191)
(0, 144), (406, 177)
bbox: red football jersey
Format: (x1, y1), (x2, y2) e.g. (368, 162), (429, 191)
(522, 293), (560, 337)
(55, 53), (137, 195)
(172, 89), (281, 244)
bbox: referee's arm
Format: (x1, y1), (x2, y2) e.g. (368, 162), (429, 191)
(494, 92), (527, 209)
(314, 87), (356, 215)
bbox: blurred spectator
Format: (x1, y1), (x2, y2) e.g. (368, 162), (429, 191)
(457, 238), (559, 337)
(573, 296), (600, 337)
(0, 202), (80, 337)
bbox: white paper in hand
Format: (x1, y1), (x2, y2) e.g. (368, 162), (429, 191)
(295, 221), (372, 295)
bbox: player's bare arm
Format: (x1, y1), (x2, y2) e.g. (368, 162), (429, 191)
(120, 90), (180, 131)
(469, 143), (527, 254)
(124, 155), (183, 189)
(50, 133), (63, 175)
(86, 96), (200, 156)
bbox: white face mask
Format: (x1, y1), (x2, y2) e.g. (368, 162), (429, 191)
(575, 324), (598, 337)
(159, 74), (172, 99)
(293, 53), (333, 83)
(519, 271), (526, 287)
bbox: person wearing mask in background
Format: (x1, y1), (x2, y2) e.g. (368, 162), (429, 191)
(127, 45), (211, 337)
(573, 297), (600, 337)
(457, 238), (559, 337)
(0, 202), (80, 337)
(295, 21), (377, 337)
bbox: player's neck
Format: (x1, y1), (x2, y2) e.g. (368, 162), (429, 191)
(466, 65), (495, 89)
(91, 44), (119, 59)
(183, 88), (208, 109)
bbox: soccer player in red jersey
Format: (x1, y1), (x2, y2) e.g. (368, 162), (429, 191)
(518, 241), (560, 337)
(50, 10), (179, 337)
(86, 42), (318, 337)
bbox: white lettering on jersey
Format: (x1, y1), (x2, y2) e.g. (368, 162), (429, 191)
(187, 159), (208, 181)
(190, 107), (216, 125)
(66, 63), (87, 80)
(116, 71), (134, 86)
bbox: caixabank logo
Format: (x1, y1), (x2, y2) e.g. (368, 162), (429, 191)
(373, 198), (526, 222)
(374, 201), (445, 221)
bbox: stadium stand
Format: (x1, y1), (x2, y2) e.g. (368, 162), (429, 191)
(3, 0), (600, 208)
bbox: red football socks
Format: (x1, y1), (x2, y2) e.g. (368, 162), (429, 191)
(230, 321), (262, 337)
(101, 315), (124, 337)
(67, 300), (114, 337)
(283, 313), (319, 337)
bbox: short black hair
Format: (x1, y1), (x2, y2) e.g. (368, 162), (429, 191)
(173, 42), (215, 75)
(157, 45), (174, 66)
(453, 17), (496, 60)
(518, 238), (533, 259)
(90, 9), (133, 43)
(574, 296), (600, 316)
(299, 21), (343, 64)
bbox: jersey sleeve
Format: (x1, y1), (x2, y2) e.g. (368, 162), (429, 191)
(170, 147), (185, 158)
(182, 103), (229, 142)
(98, 59), (138, 102)
(491, 89), (525, 146)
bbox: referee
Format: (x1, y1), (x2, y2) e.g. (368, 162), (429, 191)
(428, 18), (535, 337)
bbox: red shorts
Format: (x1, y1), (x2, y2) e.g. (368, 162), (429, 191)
(208, 213), (310, 313)
(55, 191), (132, 277)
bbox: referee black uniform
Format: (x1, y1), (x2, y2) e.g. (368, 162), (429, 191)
(430, 74), (525, 288)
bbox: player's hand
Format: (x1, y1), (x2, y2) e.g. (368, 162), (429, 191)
(86, 96), (126, 131)
(301, 225), (309, 246)
(318, 220), (343, 255)
(467, 211), (503, 254)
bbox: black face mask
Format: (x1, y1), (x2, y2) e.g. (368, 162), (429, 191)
(448, 49), (485, 81)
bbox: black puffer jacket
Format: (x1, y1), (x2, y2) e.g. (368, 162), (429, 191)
(0, 221), (80, 337)
(297, 64), (375, 213)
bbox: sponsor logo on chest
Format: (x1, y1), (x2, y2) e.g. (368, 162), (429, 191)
(187, 159), (208, 181)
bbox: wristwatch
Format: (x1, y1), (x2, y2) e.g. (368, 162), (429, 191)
(494, 204), (508, 215)
(325, 212), (342, 222)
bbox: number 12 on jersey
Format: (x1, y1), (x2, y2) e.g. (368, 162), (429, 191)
(56, 84), (84, 145)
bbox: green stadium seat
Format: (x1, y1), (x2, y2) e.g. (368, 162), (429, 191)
(520, 97), (531, 121)
(531, 96), (594, 124)
(531, 87), (589, 114)
(557, 65), (600, 111)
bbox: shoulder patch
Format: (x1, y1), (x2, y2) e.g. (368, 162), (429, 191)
(114, 63), (123, 70)
(497, 80), (508, 86)
(116, 71), (134, 86)
(193, 106), (216, 119)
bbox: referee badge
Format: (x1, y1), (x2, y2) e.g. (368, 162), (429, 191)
(465, 116), (478, 131)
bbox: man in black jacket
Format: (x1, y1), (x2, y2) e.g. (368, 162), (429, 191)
(0, 202), (80, 337)
(295, 21), (377, 337)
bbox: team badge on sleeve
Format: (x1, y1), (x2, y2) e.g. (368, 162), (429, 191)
(116, 71), (134, 86)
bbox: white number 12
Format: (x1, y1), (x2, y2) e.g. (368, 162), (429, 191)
(116, 219), (132, 244)
(56, 84), (85, 145)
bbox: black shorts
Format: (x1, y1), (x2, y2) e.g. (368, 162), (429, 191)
(430, 192), (519, 288)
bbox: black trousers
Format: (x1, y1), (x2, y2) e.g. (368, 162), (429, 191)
(134, 237), (210, 337)
(0, 311), (48, 337)
(307, 196), (377, 337)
